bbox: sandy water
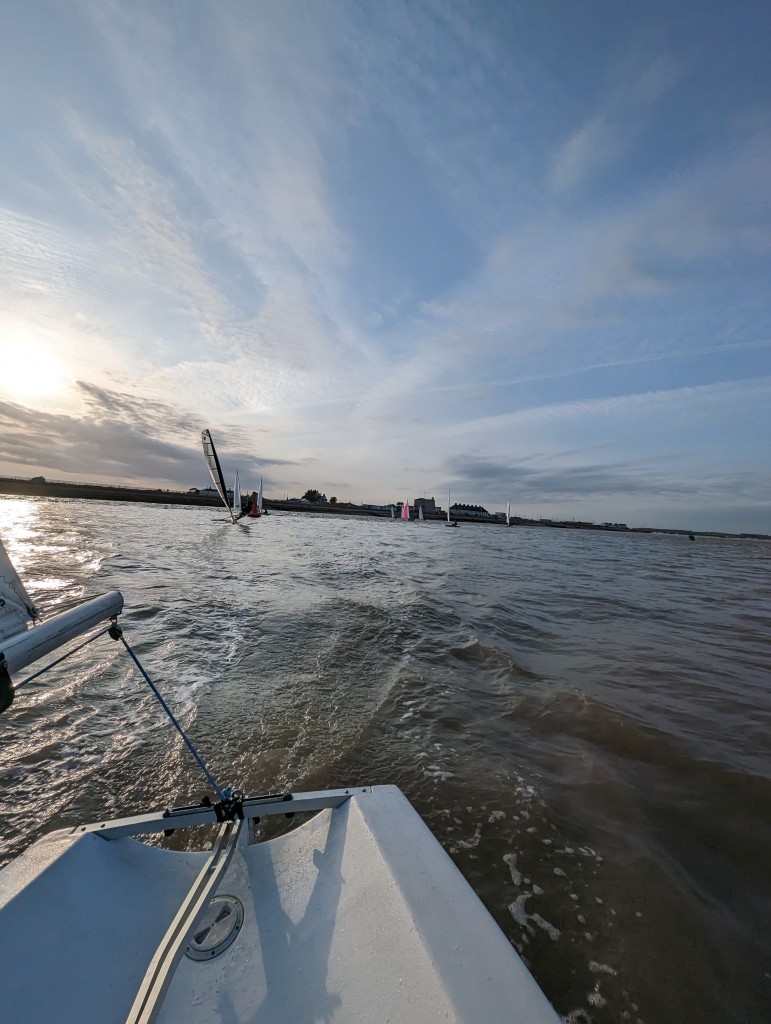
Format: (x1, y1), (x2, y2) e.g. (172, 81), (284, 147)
(1, 496), (769, 1023)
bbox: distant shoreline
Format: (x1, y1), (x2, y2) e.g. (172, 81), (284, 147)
(0, 475), (768, 541)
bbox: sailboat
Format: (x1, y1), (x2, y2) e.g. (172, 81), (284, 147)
(418, 504), (424, 523)
(246, 477), (263, 519)
(446, 490), (459, 527)
(390, 505), (395, 520)
(401, 500), (410, 521)
(0, 535), (560, 1024)
(506, 501), (511, 527)
(201, 429), (241, 523)
(232, 470), (241, 520)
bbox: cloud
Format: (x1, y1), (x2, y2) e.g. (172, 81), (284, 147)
(446, 453), (771, 519)
(447, 452), (691, 500)
(550, 55), (681, 193)
(437, 375), (771, 441)
(0, 385), (294, 488)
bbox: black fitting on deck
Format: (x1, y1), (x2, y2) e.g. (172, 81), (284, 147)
(213, 790), (245, 822)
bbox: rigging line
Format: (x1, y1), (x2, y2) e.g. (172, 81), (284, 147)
(114, 629), (225, 802)
(12, 626), (113, 690)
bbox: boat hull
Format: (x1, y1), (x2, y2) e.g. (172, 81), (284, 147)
(0, 786), (558, 1023)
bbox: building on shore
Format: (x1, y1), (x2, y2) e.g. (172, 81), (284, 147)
(413, 497), (439, 514)
(451, 503), (493, 519)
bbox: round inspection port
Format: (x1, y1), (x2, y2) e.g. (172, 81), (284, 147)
(185, 895), (244, 961)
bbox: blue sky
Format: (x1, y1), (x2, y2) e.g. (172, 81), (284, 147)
(0, 1), (769, 532)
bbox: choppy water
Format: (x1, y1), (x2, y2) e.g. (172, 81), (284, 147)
(1, 496), (769, 1023)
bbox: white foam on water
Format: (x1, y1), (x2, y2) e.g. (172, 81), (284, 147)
(531, 913), (561, 941)
(508, 893), (530, 929)
(589, 961), (617, 976)
(503, 852), (522, 885)
(456, 821), (483, 849)
(561, 1011), (593, 1024)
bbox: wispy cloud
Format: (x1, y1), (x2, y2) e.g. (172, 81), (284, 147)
(0, 2), (768, 530)
(550, 55), (681, 193)
(0, 384), (294, 488)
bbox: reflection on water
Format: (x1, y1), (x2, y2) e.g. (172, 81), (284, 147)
(1, 496), (769, 1024)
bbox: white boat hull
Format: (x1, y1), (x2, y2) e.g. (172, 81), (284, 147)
(0, 786), (559, 1023)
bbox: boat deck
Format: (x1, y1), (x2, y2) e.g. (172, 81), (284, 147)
(0, 786), (559, 1023)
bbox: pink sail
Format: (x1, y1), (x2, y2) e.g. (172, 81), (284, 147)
(401, 500), (410, 520)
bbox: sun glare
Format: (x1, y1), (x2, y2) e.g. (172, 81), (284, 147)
(0, 339), (67, 400)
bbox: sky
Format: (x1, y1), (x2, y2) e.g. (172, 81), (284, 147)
(0, 1), (770, 532)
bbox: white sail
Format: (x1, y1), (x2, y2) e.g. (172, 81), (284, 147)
(201, 429), (234, 521)
(506, 501), (511, 527)
(447, 491), (451, 523)
(419, 505), (424, 522)
(0, 536), (39, 643)
(232, 470), (241, 516)
(257, 477), (263, 513)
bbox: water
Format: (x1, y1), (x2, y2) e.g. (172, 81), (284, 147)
(1, 496), (769, 1024)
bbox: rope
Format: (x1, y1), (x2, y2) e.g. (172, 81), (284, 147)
(13, 626), (113, 690)
(8, 615), (226, 801)
(114, 629), (225, 802)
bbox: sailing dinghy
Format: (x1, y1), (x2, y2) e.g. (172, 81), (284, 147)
(446, 490), (459, 527)
(201, 428), (242, 523)
(232, 470), (242, 520)
(0, 543), (560, 1024)
(246, 489), (261, 518)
